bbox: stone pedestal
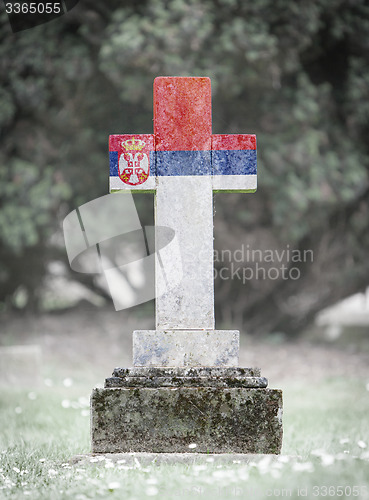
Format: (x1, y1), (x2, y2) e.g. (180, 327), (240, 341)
(91, 363), (283, 454)
(133, 330), (239, 367)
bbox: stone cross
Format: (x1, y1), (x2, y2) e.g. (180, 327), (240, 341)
(91, 77), (282, 455)
(109, 77), (257, 367)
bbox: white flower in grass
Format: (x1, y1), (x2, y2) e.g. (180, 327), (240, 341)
(48, 469), (58, 477)
(238, 468), (249, 481)
(27, 392), (37, 400)
(89, 458), (99, 463)
(63, 378), (73, 387)
(311, 449), (325, 457)
(339, 438), (349, 444)
(193, 464), (207, 472)
(213, 468), (238, 481)
(81, 410), (89, 417)
(212, 469), (227, 478)
(335, 453), (349, 460)
(61, 400), (70, 409)
(39, 459), (46, 463)
(116, 459), (126, 464)
(104, 462), (114, 469)
(15, 407), (22, 414)
(24, 491), (31, 496)
(358, 440), (367, 449)
(271, 468), (281, 479)
(272, 461), (283, 470)
(256, 455), (272, 473)
(146, 477), (158, 485)
(108, 482), (121, 491)
(13, 467), (20, 474)
(292, 462), (314, 472)
(188, 443), (197, 449)
(321, 454), (335, 466)
(78, 396), (89, 407)
(146, 486), (159, 496)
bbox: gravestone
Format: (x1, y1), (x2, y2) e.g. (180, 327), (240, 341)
(91, 77), (283, 453)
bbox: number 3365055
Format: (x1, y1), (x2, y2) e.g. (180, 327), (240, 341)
(5, 3), (62, 14)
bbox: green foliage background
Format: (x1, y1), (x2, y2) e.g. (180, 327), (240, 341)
(0, 0), (368, 333)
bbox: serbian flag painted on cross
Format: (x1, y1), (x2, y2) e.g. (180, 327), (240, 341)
(109, 77), (257, 193)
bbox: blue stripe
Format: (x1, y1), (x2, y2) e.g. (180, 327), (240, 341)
(150, 151), (156, 176)
(213, 150), (257, 175)
(109, 151), (118, 176)
(110, 150), (256, 177)
(156, 151), (211, 176)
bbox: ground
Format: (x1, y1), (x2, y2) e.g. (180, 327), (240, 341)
(1, 304), (369, 499)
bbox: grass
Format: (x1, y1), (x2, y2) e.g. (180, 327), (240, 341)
(0, 377), (369, 499)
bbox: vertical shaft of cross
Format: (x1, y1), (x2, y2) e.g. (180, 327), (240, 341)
(155, 177), (215, 329)
(154, 77), (215, 330)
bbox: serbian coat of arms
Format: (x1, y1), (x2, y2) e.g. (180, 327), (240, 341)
(109, 135), (153, 186)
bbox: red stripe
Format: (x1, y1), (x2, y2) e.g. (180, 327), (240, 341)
(212, 134), (256, 151)
(154, 77), (212, 151)
(109, 134), (155, 153)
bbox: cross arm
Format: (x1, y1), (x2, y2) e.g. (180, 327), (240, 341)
(109, 132), (257, 194)
(109, 134), (156, 193)
(212, 134), (257, 193)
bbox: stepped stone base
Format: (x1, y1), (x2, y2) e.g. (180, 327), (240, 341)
(91, 367), (283, 454)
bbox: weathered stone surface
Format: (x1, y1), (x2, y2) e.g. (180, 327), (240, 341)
(91, 387), (283, 454)
(133, 330), (239, 367)
(154, 77), (214, 330)
(113, 367), (261, 377)
(212, 134), (257, 193)
(105, 375), (268, 388)
(155, 176), (214, 329)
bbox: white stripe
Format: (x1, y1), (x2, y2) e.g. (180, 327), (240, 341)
(110, 174), (257, 192)
(212, 174), (257, 192)
(110, 176), (156, 192)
